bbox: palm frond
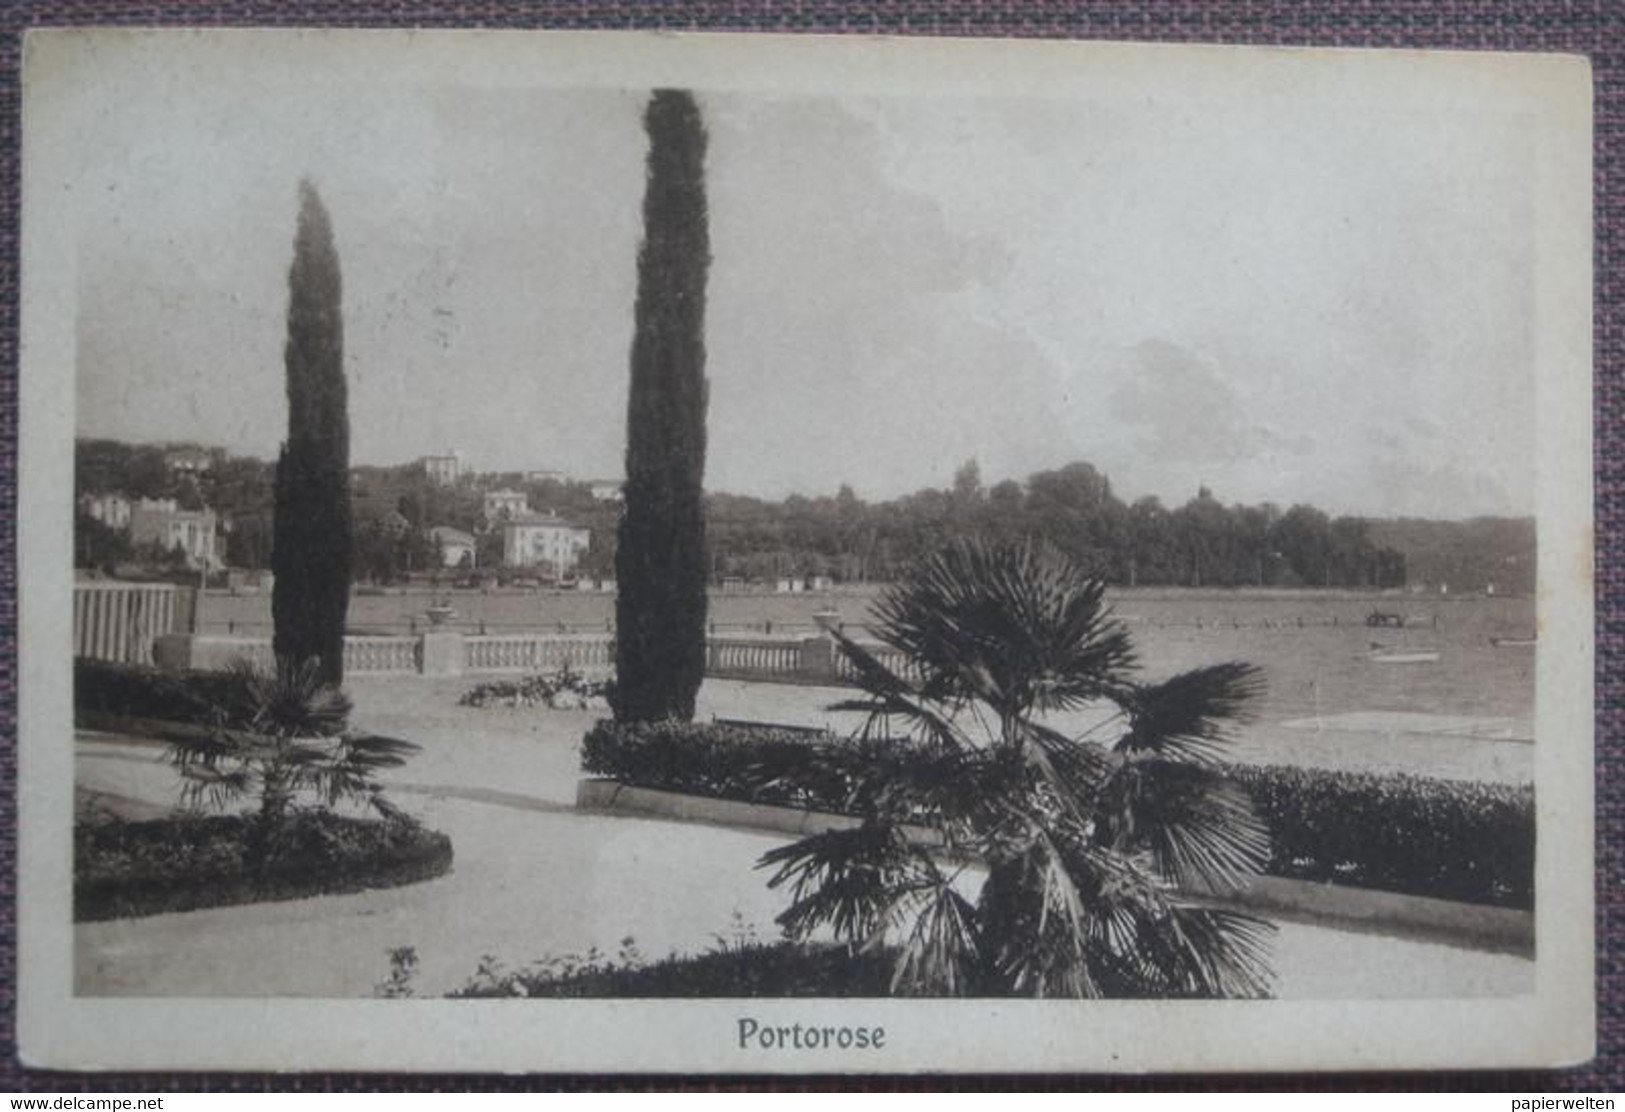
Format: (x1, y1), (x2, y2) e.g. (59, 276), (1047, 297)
(1115, 663), (1263, 765)
(757, 823), (931, 945)
(370, 793), (407, 822)
(176, 764), (253, 812)
(978, 831), (1104, 998)
(866, 540), (1138, 724)
(337, 732), (422, 770)
(1012, 718), (1113, 820)
(238, 656), (352, 738)
(1044, 835), (1275, 998)
(828, 631), (973, 751)
(888, 877), (982, 997)
(1116, 903), (1276, 999)
(1095, 760), (1270, 893)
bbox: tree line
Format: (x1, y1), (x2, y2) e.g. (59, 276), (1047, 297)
(708, 460), (1532, 594)
(78, 437), (1534, 595)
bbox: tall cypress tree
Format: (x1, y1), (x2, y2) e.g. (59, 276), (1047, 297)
(272, 180), (353, 686)
(615, 90), (711, 722)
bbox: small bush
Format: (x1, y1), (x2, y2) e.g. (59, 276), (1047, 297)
(580, 720), (1534, 909)
(460, 667), (614, 710)
(582, 719), (899, 813)
(75, 810), (454, 921)
(449, 940), (894, 999)
(76, 658), (249, 727)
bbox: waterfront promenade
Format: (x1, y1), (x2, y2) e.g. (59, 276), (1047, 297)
(75, 675), (1533, 999)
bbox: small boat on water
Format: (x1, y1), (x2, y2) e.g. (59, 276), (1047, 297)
(1491, 636), (1538, 648)
(1367, 648), (1441, 664)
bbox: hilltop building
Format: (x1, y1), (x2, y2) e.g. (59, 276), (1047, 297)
(130, 499), (218, 568)
(588, 480), (622, 502)
(502, 512), (590, 575)
(163, 446), (215, 475)
(422, 452), (463, 486)
(79, 492), (132, 530)
(482, 488), (529, 523)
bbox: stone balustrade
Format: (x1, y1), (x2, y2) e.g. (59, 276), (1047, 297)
(147, 628), (891, 687)
(73, 582), (191, 665)
(465, 633), (615, 674)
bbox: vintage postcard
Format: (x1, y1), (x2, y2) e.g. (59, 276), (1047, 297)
(17, 29), (1594, 1072)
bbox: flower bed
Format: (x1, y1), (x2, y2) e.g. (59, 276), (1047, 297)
(581, 720), (1534, 909)
(75, 657), (455, 920)
(76, 810), (455, 921)
(459, 667), (614, 710)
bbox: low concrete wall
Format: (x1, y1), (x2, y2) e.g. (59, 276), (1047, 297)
(575, 778), (1534, 956)
(577, 778), (864, 839)
(152, 629), (873, 685)
(153, 633), (275, 673)
(1183, 875), (1533, 956)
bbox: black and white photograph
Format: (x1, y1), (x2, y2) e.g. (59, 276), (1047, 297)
(17, 29), (1594, 1072)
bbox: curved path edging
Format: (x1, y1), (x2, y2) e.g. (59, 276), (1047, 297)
(575, 777), (1534, 957)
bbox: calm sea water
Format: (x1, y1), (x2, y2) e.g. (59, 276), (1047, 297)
(200, 586), (1534, 729)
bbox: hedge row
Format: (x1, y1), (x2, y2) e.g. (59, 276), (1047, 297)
(76, 810), (455, 921)
(580, 720), (1533, 909)
(582, 719), (884, 812)
(75, 658), (251, 728)
(1230, 763), (1533, 909)
(451, 940), (894, 999)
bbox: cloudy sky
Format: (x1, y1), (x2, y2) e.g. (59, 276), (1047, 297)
(63, 36), (1538, 518)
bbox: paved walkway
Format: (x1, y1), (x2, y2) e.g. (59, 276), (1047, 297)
(74, 676), (1534, 999)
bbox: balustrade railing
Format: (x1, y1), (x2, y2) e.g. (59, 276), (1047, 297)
(464, 634), (614, 674)
(136, 625), (901, 687)
(343, 635), (420, 675)
(73, 582), (188, 664)
(705, 636), (802, 679)
(832, 641), (919, 684)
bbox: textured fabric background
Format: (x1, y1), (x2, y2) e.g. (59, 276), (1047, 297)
(0, 0), (1615, 1092)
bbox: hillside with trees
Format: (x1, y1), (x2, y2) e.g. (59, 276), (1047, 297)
(74, 440), (1534, 594)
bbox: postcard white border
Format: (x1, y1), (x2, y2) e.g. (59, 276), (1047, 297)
(17, 28), (1596, 1073)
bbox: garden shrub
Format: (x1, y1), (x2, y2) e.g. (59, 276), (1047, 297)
(76, 809), (454, 921)
(449, 940), (894, 999)
(1229, 763), (1533, 909)
(460, 667), (614, 710)
(581, 719), (879, 812)
(75, 658), (249, 728)
(580, 720), (1534, 909)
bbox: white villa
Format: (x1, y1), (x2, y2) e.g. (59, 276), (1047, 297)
(430, 525), (477, 568)
(79, 491), (132, 529)
(422, 452), (463, 486)
(502, 512), (590, 575)
(129, 499), (218, 568)
(482, 488), (529, 522)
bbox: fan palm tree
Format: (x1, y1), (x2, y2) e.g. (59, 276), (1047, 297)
(756, 539), (1275, 998)
(169, 657), (419, 831)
